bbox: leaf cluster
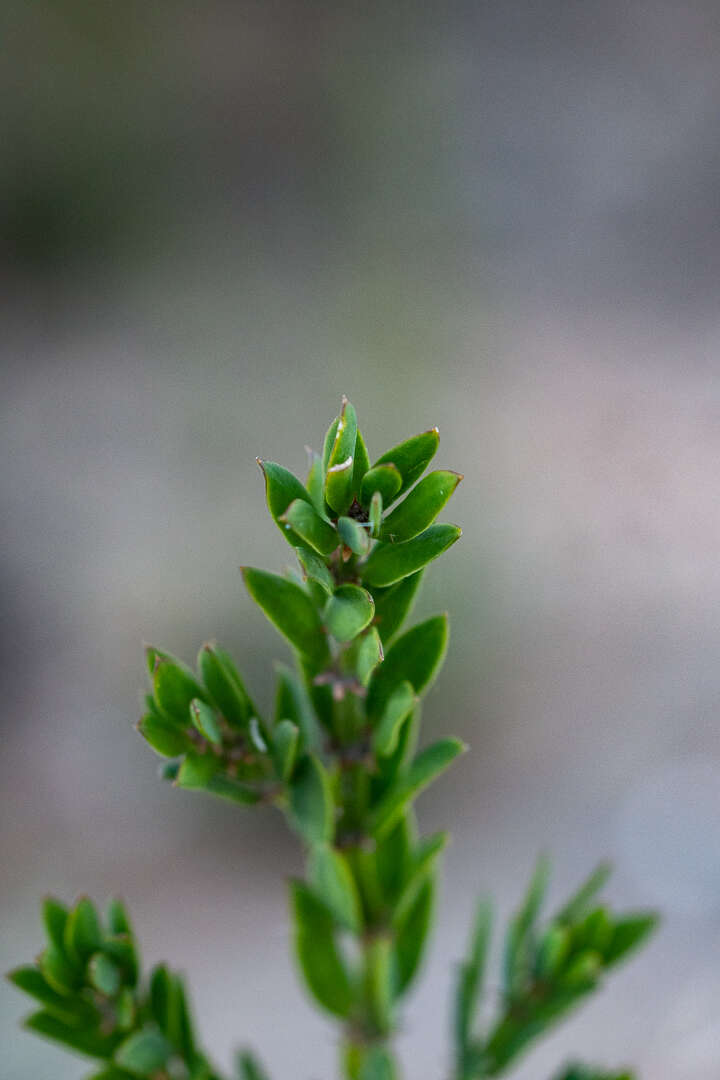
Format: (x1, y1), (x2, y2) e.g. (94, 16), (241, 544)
(10, 398), (658, 1080)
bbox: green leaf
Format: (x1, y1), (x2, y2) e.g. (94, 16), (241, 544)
(296, 546), (335, 595)
(203, 774), (262, 806)
(176, 752), (219, 790)
(88, 953), (121, 997)
(322, 416), (340, 473)
(553, 1065), (635, 1080)
(366, 615), (449, 721)
(324, 397), (358, 515)
(24, 1009), (118, 1058)
(393, 831), (449, 925)
(189, 698), (222, 745)
(504, 855), (551, 997)
(137, 712), (192, 757)
(374, 427), (440, 497)
(369, 491), (383, 539)
(290, 881), (354, 1017)
(372, 681), (415, 757)
(360, 464), (402, 508)
(151, 656), (206, 727)
(355, 627), (384, 686)
(353, 429), (371, 491)
(536, 925), (571, 978)
(288, 754), (334, 844)
(454, 899), (492, 1054)
(42, 896), (70, 954)
(366, 934), (394, 1033)
(65, 897), (102, 963)
(380, 470), (463, 542)
(258, 459), (314, 546)
(309, 843), (363, 932)
(114, 1025), (172, 1076)
(337, 515), (371, 555)
(105, 899), (132, 938)
(358, 1047), (398, 1080)
(198, 643), (251, 730)
(242, 567), (329, 669)
(39, 945), (80, 994)
(361, 524), (461, 587)
(325, 584), (375, 643)
(372, 738), (466, 837)
(557, 863), (612, 924)
(272, 719), (300, 780)
(102, 935), (139, 989)
(274, 662), (322, 752)
(7, 966), (96, 1025)
(393, 875), (435, 996)
(369, 571), (424, 645)
(374, 812), (414, 903)
(305, 450), (326, 516)
(238, 1050), (272, 1080)
(281, 498), (338, 556)
(603, 914), (658, 967)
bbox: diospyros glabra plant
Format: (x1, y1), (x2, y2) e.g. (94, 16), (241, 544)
(10, 397), (657, 1080)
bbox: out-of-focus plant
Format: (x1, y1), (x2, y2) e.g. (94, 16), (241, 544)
(9, 398), (657, 1080)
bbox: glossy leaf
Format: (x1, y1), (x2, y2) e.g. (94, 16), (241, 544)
(353, 429), (371, 492)
(151, 657), (206, 727)
(24, 1009), (118, 1058)
(366, 615), (449, 721)
(290, 882), (354, 1018)
(197, 643), (251, 730)
(258, 459), (313, 547)
(361, 523), (461, 587)
(603, 915), (658, 967)
(8, 966), (96, 1025)
(272, 719), (299, 781)
(64, 898), (102, 964)
(137, 712), (191, 758)
(337, 515), (370, 555)
(360, 463), (402, 508)
(557, 863), (613, 924)
(281, 498), (338, 556)
(274, 662), (322, 752)
(355, 626), (384, 686)
(39, 945), (80, 994)
(372, 681), (415, 757)
(369, 490), (383, 538)
(324, 397), (358, 515)
(380, 470), (462, 542)
(105, 898), (132, 939)
(114, 1025), (172, 1076)
(369, 570), (424, 645)
(88, 952), (121, 997)
(454, 899), (492, 1054)
(238, 1050), (272, 1080)
(176, 752), (218, 790)
(288, 754), (334, 844)
(305, 450), (325, 516)
(189, 698), (222, 745)
(374, 427), (440, 497)
(393, 875), (435, 996)
(372, 738), (466, 837)
(325, 585), (375, 643)
(242, 568), (329, 669)
(296, 546), (334, 595)
(42, 897), (70, 954)
(308, 842), (363, 932)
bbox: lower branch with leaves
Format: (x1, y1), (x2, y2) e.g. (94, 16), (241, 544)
(9, 398), (657, 1080)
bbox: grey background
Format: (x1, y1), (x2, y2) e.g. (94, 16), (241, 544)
(2, 2), (719, 1078)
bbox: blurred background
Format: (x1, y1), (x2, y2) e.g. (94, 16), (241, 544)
(2, 2), (720, 1077)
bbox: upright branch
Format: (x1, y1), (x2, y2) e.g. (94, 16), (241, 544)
(9, 398), (657, 1080)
